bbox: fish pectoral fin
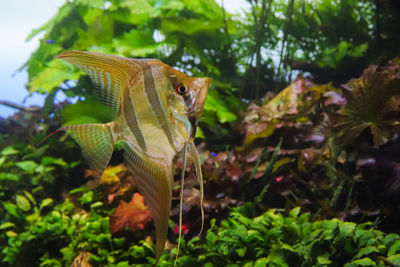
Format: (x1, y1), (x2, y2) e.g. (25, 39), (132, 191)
(57, 51), (134, 113)
(167, 107), (192, 135)
(122, 142), (172, 262)
(62, 123), (115, 179)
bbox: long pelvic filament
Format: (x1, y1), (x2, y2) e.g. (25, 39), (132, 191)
(175, 142), (189, 266)
(189, 140), (205, 236)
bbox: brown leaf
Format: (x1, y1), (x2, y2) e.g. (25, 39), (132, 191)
(301, 148), (322, 166)
(70, 252), (92, 267)
(215, 151), (228, 162)
(225, 162), (242, 181)
(246, 148), (264, 163)
(203, 196), (238, 210)
(171, 188), (201, 216)
(259, 77), (306, 119)
(336, 58), (400, 146)
(84, 169), (94, 179)
(110, 193), (152, 234)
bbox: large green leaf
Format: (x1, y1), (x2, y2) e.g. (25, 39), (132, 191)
(113, 28), (159, 57)
(61, 99), (116, 125)
(388, 240), (400, 257)
(3, 202), (19, 217)
(16, 195), (31, 212)
(387, 254), (400, 265)
(162, 18), (223, 36)
(1, 146), (19, 156)
(204, 89), (237, 123)
(351, 258), (376, 266)
(15, 161), (39, 174)
(29, 59), (82, 93)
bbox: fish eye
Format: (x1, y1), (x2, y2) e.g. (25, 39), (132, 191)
(175, 83), (188, 95)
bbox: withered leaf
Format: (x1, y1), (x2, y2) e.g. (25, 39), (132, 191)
(225, 162), (242, 181)
(70, 251), (92, 267)
(110, 193), (152, 234)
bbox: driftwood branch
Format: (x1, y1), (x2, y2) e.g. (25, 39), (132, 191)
(0, 100), (42, 113)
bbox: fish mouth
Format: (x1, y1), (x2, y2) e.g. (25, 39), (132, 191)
(186, 77), (211, 116)
(186, 77), (210, 138)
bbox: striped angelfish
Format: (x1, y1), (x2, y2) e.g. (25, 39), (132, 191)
(56, 51), (211, 262)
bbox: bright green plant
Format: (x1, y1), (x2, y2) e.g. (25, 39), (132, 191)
(175, 203), (400, 266)
(0, 143), (80, 201)
(17, 0), (400, 147)
(1, 185), (156, 266)
(3, 199), (400, 266)
(23, 0), (241, 142)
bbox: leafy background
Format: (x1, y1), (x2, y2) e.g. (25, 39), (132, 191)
(1, 0), (400, 266)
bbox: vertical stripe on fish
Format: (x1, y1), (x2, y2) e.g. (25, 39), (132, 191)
(123, 86), (146, 152)
(133, 60), (176, 153)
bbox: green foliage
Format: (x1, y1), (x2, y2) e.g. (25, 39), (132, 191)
(0, 143), (78, 200)
(320, 41), (369, 69)
(173, 204), (400, 266)
(24, 0), (229, 93)
(23, 0), (241, 138)
(22, 0), (400, 135)
(3, 194), (400, 266)
(29, 59), (82, 93)
(61, 99), (116, 125)
(1, 197), (121, 266)
(204, 89), (238, 124)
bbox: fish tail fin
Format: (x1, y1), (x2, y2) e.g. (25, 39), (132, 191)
(123, 143), (172, 263)
(62, 122), (116, 179)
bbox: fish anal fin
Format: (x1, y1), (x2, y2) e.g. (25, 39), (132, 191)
(123, 143), (172, 262)
(62, 123), (115, 179)
(57, 51), (138, 113)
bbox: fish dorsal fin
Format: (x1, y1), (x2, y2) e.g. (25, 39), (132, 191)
(61, 123), (115, 179)
(130, 58), (161, 65)
(57, 51), (134, 113)
(122, 142), (172, 263)
(128, 58), (164, 74)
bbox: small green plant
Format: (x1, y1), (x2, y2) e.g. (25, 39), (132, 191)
(175, 203), (400, 266)
(1, 194), (156, 266)
(0, 143), (80, 200)
(2, 187), (400, 266)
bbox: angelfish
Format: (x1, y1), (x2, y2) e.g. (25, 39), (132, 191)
(56, 51), (210, 262)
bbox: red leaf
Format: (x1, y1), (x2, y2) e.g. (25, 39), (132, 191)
(174, 224), (189, 235)
(110, 193), (152, 234)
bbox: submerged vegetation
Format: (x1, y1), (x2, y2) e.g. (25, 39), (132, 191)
(1, 0), (400, 265)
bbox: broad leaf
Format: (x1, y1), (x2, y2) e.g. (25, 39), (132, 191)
(110, 193), (152, 234)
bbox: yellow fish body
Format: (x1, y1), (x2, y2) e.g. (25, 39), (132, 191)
(57, 51), (210, 262)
